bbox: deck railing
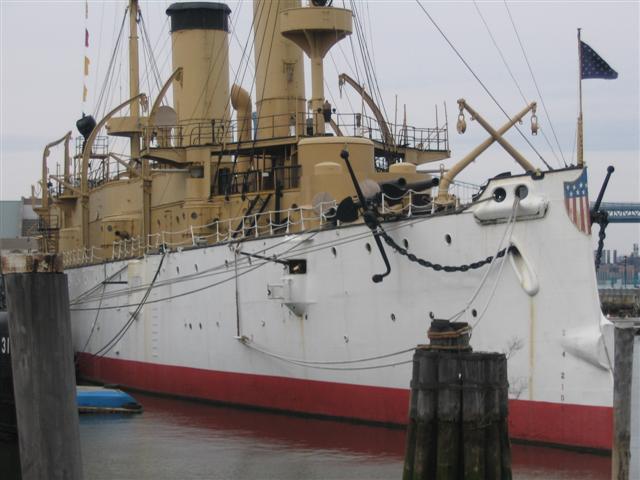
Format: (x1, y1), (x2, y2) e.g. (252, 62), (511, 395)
(60, 180), (480, 267)
(142, 112), (448, 153)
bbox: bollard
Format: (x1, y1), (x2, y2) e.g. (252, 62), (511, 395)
(2, 254), (83, 480)
(403, 320), (511, 480)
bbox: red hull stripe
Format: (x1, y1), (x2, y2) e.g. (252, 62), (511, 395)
(77, 353), (612, 450)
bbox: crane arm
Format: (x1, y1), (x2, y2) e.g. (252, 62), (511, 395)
(338, 73), (394, 146)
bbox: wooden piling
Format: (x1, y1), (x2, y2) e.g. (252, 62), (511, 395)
(2, 254), (83, 480)
(612, 319), (636, 480)
(403, 321), (511, 479)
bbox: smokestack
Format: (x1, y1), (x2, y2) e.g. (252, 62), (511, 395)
(167, 2), (232, 127)
(253, 0), (306, 139)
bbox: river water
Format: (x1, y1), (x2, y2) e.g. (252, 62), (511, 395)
(72, 393), (610, 480)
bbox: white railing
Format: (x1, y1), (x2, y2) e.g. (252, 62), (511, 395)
(62, 246), (103, 267)
(104, 201), (338, 261)
(61, 183), (482, 265)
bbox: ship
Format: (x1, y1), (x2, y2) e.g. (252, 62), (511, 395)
(31, 0), (616, 451)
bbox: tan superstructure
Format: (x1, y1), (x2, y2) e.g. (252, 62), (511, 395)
(36, 0), (451, 265)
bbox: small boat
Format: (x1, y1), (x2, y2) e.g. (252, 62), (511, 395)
(76, 386), (142, 414)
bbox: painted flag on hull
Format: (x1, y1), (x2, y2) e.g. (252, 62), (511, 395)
(564, 169), (591, 234)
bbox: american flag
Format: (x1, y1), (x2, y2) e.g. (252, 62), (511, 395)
(580, 40), (618, 80)
(564, 169), (591, 234)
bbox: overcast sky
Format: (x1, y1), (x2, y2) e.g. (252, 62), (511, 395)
(1, 0), (638, 251)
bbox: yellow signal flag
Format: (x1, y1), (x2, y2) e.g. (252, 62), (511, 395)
(84, 56), (90, 76)
(83, 85), (88, 102)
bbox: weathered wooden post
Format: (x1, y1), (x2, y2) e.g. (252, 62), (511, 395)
(611, 318), (639, 480)
(0, 310), (21, 480)
(2, 254), (83, 480)
(403, 320), (511, 480)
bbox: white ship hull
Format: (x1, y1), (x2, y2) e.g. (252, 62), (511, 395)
(70, 167), (614, 450)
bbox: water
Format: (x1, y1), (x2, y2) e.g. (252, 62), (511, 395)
(76, 393), (610, 480)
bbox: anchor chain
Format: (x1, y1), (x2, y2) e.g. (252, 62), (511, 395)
(378, 229), (513, 273)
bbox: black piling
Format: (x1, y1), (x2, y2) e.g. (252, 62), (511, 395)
(2, 254), (83, 480)
(403, 320), (511, 480)
(0, 310), (21, 479)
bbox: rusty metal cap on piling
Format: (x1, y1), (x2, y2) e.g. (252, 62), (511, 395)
(1, 253), (64, 274)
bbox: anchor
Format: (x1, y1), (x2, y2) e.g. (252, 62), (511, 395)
(338, 149), (392, 283)
(591, 166), (615, 271)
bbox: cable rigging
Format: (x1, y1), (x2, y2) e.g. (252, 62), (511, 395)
(414, 0), (553, 171)
(471, 0), (564, 169)
(503, 0), (568, 167)
(91, 252), (166, 358)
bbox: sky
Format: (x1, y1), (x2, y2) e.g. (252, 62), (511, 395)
(1, 0), (638, 252)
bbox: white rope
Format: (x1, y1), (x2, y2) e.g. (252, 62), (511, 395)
(241, 339), (415, 365)
(241, 339), (413, 371)
(471, 202), (520, 330)
(447, 196), (520, 323)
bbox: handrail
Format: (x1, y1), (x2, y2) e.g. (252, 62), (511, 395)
(142, 111), (448, 152)
(62, 180), (481, 266)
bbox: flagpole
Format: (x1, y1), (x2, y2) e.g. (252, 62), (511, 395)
(577, 28), (584, 167)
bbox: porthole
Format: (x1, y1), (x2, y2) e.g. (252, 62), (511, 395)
(365, 243), (372, 253)
(331, 247), (337, 257)
(390, 313), (396, 322)
(445, 234), (452, 245)
(471, 309), (478, 318)
(493, 187), (507, 202)
(429, 311), (435, 319)
(191, 212), (198, 220)
(515, 185), (529, 200)
(403, 239), (409, 249)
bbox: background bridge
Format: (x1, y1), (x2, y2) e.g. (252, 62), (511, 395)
(592, 202), (640, 223)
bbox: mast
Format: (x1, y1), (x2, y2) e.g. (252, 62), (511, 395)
(129, 0), (140, 151)
(577, 28), (584, 167)
(128, 0), (150, 244)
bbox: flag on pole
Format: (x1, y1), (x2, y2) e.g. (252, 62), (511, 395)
(85, 1), (88, 19)
(84, 56), (90, 76)
(580, 41), (618, 79)
(85, 29), (89, 48)
(83, 85), (88, 102)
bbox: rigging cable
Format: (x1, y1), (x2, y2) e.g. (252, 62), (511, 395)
(414, 0), (553, 171)
(71, 231), (321, 310)
(503, 0), (567, 167)
(240, 340), (413, 371)
(472, 0), (563, 168)
(91, 252), (166, 358)
(79, 265), (108, 354)
(71, 205), (486, 311)
(91, 2), (107, 108)
(241, 340), (415, 366)
(94, 6), (128, 117)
